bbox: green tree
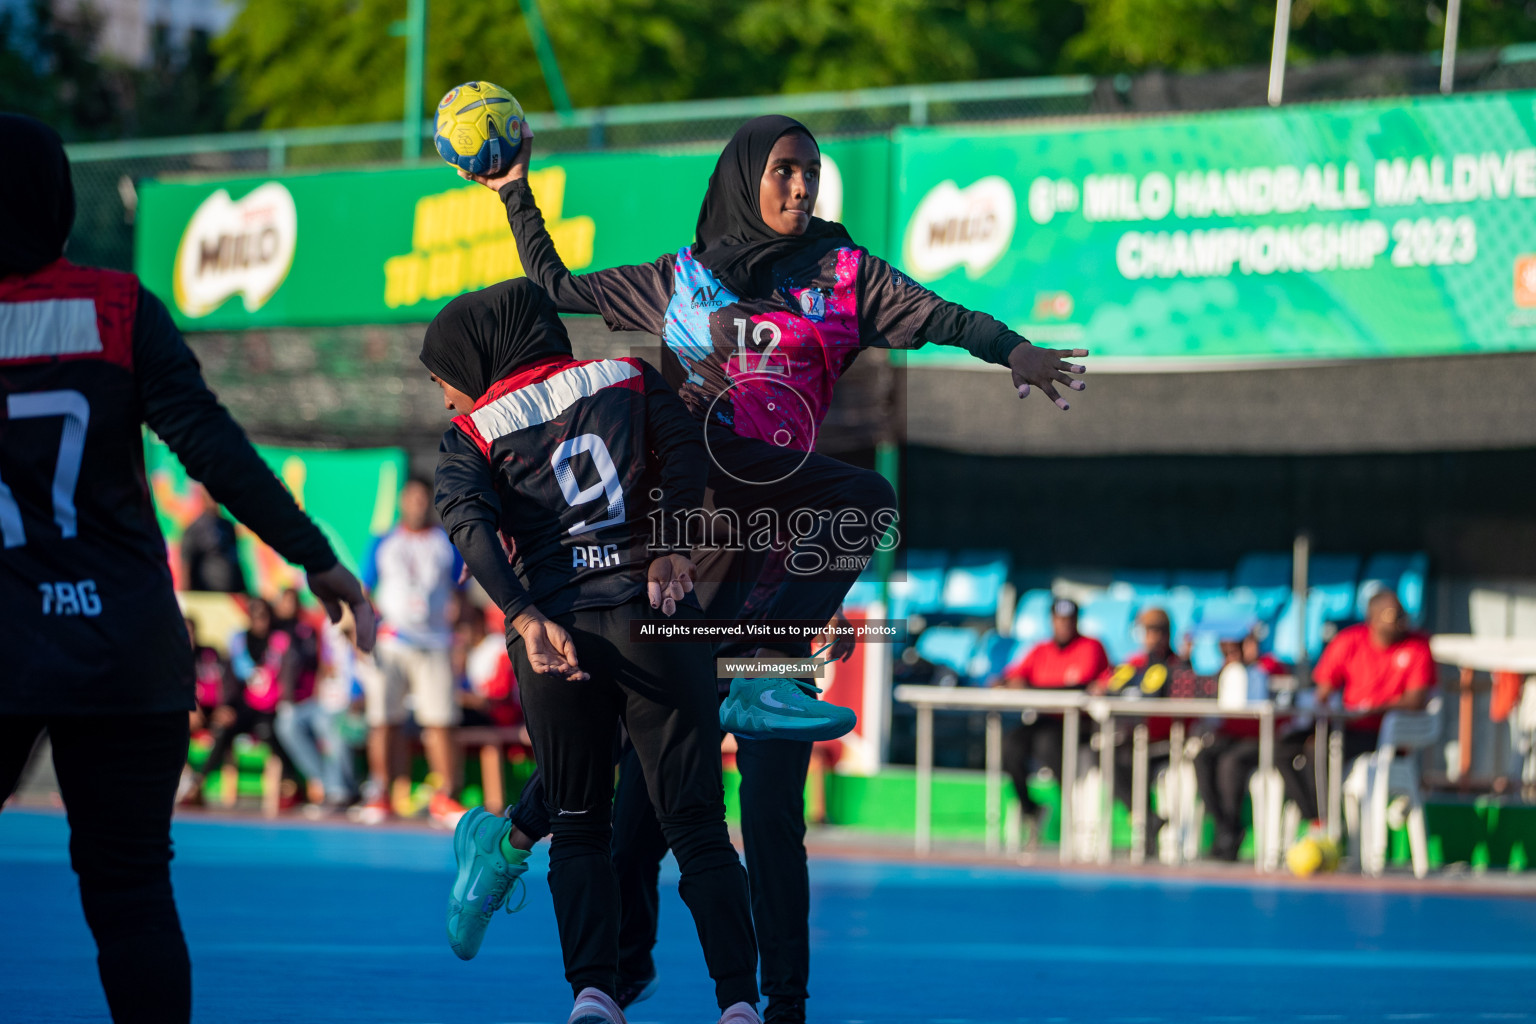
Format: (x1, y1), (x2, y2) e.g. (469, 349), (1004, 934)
(0, 0), (232, 140)
(0, 0), (123, 138)
(215, 0), (1079, 127)
(215, 0), (735, 128)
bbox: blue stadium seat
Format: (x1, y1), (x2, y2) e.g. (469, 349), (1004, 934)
(1234, 552), (1292, 589)
(889, 550), (947, 621)
(842, 577), (881, 609)
(1232, 551), (1293, 619)
(1198, 593), (1259, 623)
(1309, 554), (1362, 618)
(1079, 596), (1137, 665)
(1170, 570), (1231, 596)
(1188, 605), (1260, 674)
(940, 550), (1011, 617)
(1357, 552), (1429, 621)
(1303, 554), (1363, 658)
(914, 625), (980, 675)
(1107, 570), (1169, 600)
(1011, 589), (1054, 647)
(1160, 590), (1199, 647)
(968, 630), (1024, 683)
(1268, 595), (1303, 664)
(1189, 633), (1225, 675)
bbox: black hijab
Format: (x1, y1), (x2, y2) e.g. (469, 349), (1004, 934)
(0, 114), (76, 276)
(692, 115), (851, 297)
(419, 278), (572, 402)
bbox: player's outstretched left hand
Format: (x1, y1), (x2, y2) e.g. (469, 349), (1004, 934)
(646, 554), (696, 616)
(307, 564), (378, 653)
(1008, 342), (1088, 410)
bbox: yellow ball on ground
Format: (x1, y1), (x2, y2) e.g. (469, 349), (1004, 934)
(1287, 837), (1324, 877)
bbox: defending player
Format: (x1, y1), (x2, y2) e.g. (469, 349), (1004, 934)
(426, 279), (761, 1024)
(459, 114), (1090, 1021)
(0, 114), (376, 1024)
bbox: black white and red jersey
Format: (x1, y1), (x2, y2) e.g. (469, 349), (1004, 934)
(436, 354), (707, 618)
(0, 260), (334, 714)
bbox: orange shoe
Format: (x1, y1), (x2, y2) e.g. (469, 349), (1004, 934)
(429, 791), (468, 829)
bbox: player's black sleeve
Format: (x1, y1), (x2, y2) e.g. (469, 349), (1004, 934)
(500, 179), (674, 334)
(641, 364), (708, 555)
(434, 427), (535, 620)
(918, 303), (1023, 367)
(499, 179), (603, 315)
(856, 253), (1024, 367)
(133, 286), (338, 573)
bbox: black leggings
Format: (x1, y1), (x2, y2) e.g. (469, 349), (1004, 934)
(508, 430), (888, 1009)
(513, 598), (758, 1010)
(609, 734), (813, 1009)
(1274, 727), (1379, 822)
(1002, 716), (1069, 817)
(1193, 734), (1262, 849)
(0, 711), (192, 1024)
(689, 424), (895, 660)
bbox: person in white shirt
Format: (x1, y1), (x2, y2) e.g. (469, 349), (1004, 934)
(359, 478), (465, 824)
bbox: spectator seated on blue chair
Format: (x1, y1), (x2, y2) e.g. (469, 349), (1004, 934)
(1190, 619), (1274, 861)
(1275, 589), (1434, 830)
(940, 550), (1011, 618)
(1093, 606), (1185, 843)
(995, 598), (1111, 850)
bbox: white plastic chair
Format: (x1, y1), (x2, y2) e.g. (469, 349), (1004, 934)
(1253, 769), (1302, 871)
(1343, 697), (1443, 878)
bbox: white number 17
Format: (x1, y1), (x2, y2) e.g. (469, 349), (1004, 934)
(0, 389), (91, 549)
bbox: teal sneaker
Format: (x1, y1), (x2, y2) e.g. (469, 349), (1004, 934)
(719, 677), (857, 742)
(447, 807), (529, 960)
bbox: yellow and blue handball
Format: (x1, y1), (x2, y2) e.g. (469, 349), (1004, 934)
(433, 81), (524, 175)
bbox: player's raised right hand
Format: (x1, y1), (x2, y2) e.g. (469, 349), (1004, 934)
(512, 607), (588, 681)
(307, 564), (377, 653)
(457, 118), (534, 191)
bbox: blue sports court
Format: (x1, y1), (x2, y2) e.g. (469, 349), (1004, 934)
(4, 808), (1533, 1023)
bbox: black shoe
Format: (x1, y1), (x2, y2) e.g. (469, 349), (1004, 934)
(765, 1000), (805, 1024)
(614, 973), (657, 1009)
(1211, 830), (1242, 862)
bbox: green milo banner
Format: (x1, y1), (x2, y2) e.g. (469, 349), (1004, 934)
(893, 92), (1536, 364)
(134, 139), (889, 330)
(145, 436), (407, 593)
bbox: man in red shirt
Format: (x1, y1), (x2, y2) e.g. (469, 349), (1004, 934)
(997, 599), (1111, 844)
(1277, 589), (1434, 822)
